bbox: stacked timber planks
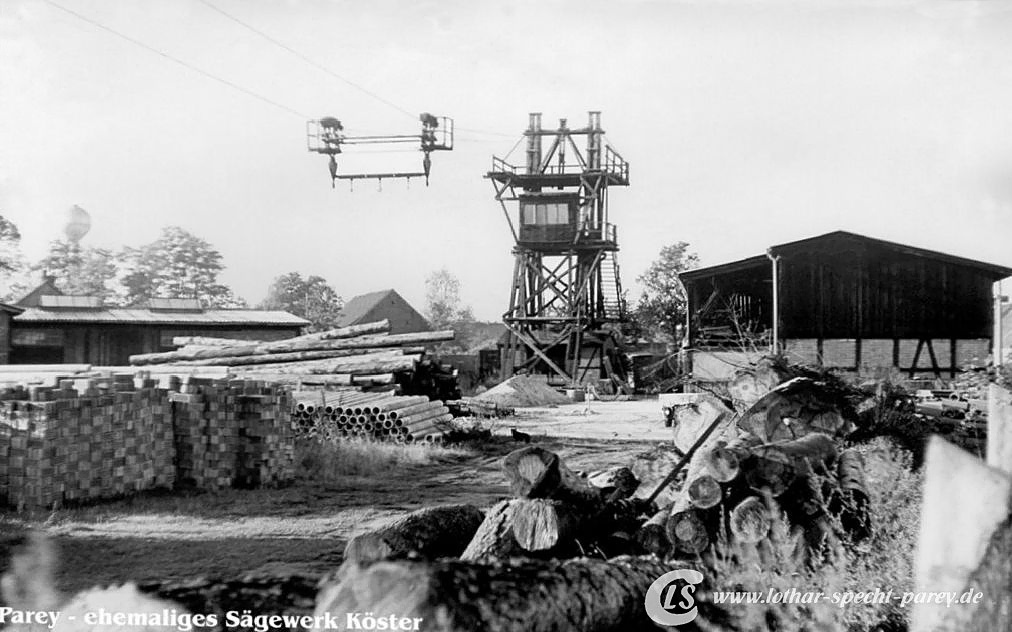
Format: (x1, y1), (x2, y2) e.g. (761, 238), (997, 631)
(170, 377), (294, 490)
(0, 374), (295, 509)
(0, 377), (175, 509)
(291, 390), (451, 444)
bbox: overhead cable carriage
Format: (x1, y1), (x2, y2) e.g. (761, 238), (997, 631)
(307, 113), (454, 188)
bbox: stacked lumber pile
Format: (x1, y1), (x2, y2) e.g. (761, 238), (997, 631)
(291, 391), (451, 444)
(171, 377), (294, 490)
(0, 376), (174, 509)
(128, 320), (457, 396)
(0, 374), (295, 509)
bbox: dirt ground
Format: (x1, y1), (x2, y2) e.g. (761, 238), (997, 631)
(1, 398), (668, 596)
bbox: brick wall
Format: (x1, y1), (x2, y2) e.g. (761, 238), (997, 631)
(822, 339), (857, 368)
(783, 339), (819, 365)
(781, 338), (994, 375)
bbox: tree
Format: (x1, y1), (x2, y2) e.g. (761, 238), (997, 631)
(259, 272), (343, 332)
(425, 268), (473, 330)
(35, 240), (117, 300)
(0, 215), (22, 274)
(633, 242), (699, 343)
(118, 226), (246, 307)
(0, 215), (29, 302)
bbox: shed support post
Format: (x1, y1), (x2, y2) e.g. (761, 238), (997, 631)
(996, 280), (1005, 368)
(766, 251), (780, 354)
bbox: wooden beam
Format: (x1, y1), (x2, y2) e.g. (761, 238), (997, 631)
(506, 326), (571, 383)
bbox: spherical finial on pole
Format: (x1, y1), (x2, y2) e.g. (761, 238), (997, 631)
(63, 205), (92, 244)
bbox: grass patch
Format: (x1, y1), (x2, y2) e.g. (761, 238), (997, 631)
(295, 437), (471, 481)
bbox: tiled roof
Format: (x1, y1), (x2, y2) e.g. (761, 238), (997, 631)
(14, 308), (309, 326)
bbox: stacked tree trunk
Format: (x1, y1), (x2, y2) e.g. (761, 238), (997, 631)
(644, 367), (870, 561)
(459, 447), (650, 562)
(634, 431), (868, 559)
(129, 319), (460, 399)
(322, 447), (674, 630)
(291, 390), (451, 444)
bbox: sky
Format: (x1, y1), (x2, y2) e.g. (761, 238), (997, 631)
(1, 0), (1011, 319)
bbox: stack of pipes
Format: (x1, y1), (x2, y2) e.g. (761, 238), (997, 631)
(291, 390), (451, 444)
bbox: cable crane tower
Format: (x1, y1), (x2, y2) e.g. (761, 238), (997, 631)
(487, 112), (631, 388)
(307, 113), (454, 188)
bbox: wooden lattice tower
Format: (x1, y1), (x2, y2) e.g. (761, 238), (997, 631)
(487, 112), (630, 387)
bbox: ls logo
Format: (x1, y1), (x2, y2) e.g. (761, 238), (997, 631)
(644, 568), (704, 627)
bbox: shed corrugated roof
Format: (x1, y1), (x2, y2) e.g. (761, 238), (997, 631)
(146, 297), (203, 311)
(681, 230), (1012, 281)
(14, 308), (309, 326)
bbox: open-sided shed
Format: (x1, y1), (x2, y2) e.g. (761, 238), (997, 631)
(680, 231), (1012, 378)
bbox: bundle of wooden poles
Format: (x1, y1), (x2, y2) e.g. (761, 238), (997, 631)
(291, 390), (451, 444)
(127, 319), (454, 389)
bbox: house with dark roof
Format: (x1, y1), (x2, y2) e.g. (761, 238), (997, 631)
(4, 281), (308, 365)
(336, 289), (430, 335)
(679, 231), (1012, 380)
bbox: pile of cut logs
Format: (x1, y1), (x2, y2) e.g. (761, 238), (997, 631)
(128, 320), (459, 397)
(291, 391), (451, 444)
(327, 451), (675, 630)
(647, 367), (871, 559)
(636, 428), (870, 559)
(310, 366), (873, 629)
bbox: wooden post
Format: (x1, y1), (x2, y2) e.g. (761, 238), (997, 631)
(912, 437), (1011, 631)
(988, 383), (1012, 474)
